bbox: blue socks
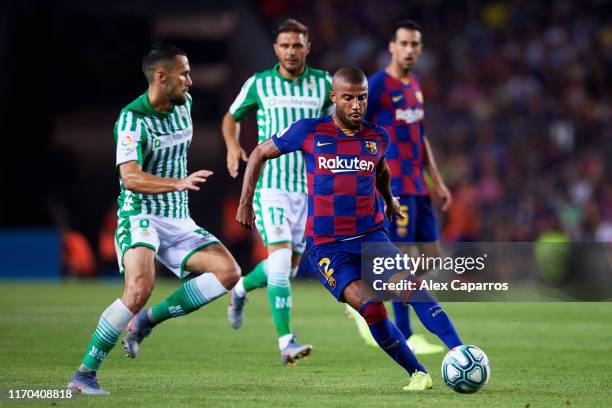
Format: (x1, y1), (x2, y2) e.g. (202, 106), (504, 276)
(360, 302), (425, 374)
(392, 301), (413, 339)
(407, 289), (462, 349)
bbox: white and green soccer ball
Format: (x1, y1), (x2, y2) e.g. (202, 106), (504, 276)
(441, 345), (490, 393)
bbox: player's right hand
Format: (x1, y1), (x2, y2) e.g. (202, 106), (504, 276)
(227, 145), (249, 178)
(236, 202), (255, 230)
(176, 170), (213, 192)
(384, 196), (403, 221)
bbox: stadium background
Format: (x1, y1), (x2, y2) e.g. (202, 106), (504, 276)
(1, 0), (610, 278)
(0, 0), (612, 408)
(1, 1), (611, 406)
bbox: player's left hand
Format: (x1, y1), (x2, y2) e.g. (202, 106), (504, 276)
(236, 202), (256, 230)
(384, 196), (403, 221)
(435, 183), (452, 212)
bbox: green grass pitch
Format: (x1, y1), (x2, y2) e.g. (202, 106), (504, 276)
(1, 280), (611, 407)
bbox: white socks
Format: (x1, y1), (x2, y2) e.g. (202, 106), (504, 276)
(193, 272), (228, 302)
(267, 248), (292, 288)
(234, 278), (246, 297)
(278, 333), (294, 350)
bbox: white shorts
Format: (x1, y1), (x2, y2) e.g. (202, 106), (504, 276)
(253, 188), (307, 254)
(115, 214), (220, 278)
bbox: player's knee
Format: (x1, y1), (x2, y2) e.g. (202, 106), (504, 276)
(214, 260), (241, 289)
(227, 263), (241, 287)
(359, 302), (388, 325)
(266, 248), (292, 286)
(123, 284), (153, 312)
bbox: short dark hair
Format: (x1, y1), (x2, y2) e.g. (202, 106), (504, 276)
(391, 19), (422, 41)
(274, 18), (309, 41)
(332, 66), (367, 87)
(142, 43), (187, 82)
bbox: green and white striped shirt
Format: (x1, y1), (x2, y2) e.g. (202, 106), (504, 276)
(229, 64), (333, 192)
(114, 91), (193, 218)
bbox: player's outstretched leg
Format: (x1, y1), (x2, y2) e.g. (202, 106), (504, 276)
(267, 248), (312, 365)
(405, 287), (463, 350)
(392, 301), (444, 355)
(359, 302), (432, 391)
(227, 259), (268, 329)
(124, 243), (240, 358)
(343, 280), (432, 391)
(124, 272), (232, 357)
(68, 246), (155, 395)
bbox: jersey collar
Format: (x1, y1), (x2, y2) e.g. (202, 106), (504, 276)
(384, 70), (413, 87)
(141, 91), (171, 118)
(272, 63), (311, 83)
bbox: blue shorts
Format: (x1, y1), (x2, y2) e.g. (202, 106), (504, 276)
(306, 229), (404, 302)
(386, 195), (439, 243)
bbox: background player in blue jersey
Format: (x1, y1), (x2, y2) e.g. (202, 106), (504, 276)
(346, 20), (452, 354)
(236, 66), (463, 391)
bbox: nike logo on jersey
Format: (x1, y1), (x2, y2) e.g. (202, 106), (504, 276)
(392, 95), (404, 103)
(317, 141), (333, 147)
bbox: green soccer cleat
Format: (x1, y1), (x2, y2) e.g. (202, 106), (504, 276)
(402, 371), (433, 391)
(407, 334), (445, 355)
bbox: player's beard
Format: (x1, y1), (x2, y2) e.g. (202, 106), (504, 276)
(281, 60), (304, 76)
(393, 58), (413, 75)
(337, 110), (362, 131)
(402, 61), (414, 73)
(169, 90), (187, 106)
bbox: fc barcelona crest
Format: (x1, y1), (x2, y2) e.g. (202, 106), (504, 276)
(365, 141), (377, 154)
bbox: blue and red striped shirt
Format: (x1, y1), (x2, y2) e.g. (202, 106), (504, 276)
(365, 71), (428, 196)
(272, 115), (389, 246)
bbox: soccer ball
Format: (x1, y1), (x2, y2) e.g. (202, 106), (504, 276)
(441, 345), (490, 393)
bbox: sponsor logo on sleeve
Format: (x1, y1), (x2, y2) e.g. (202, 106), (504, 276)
(118, 132), (139, 156)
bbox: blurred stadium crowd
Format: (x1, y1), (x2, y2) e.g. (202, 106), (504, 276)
(4, 1), (610, 277)
(254, 0), (612, 243)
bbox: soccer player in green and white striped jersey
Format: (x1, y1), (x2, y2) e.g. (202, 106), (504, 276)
(67, 44), (240, 395)
(222, 19), (332, 364)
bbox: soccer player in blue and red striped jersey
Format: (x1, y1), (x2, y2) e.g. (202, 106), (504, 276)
(237, 66), (462, 391)
(358, 20), (453, 355)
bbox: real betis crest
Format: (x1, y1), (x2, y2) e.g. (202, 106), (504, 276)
(365, 141), (377, 154)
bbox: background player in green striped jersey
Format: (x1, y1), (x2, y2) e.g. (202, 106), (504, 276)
(67, 44), (240, 395)
(222, 19), (333, 364)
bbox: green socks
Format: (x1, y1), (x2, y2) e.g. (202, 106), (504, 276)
(81, 299), (133, 370)
(150, 273), (227, 323)
(265, 248), (293, 338)
(243, 260), (268, 292)
(240, 250), (294, 341)
(267, 283), (292, 337)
